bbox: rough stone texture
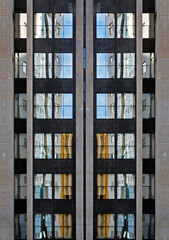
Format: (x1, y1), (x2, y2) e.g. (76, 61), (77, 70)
(156, 0), (169, 238)
(136, 1), (143, 240)
(0, 0), (14, 239)
(27, 0), (33, 239)
(86, 0), (93, 239)
(76, 0), (84, 239)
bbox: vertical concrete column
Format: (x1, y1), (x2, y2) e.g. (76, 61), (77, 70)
(0, 0), (14, 239)
(76, 0), (84, 239)
(156, 0), (169, 238)
(136, 0), (143, 239)
(86, 0), (93, 239)
(27, 0), (33, 239)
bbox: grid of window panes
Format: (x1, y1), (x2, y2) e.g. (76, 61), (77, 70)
(34, 93), (73, 119)
(34, 13), (73, 39)
(96, 13), (135, 39)
(97, 174), (135, 199)
(96, 93), (135, 119)
(34, 53), (73, 79)
(142, 3), (155, 239)
(34, 133), (73, 159)
(95, 4), (136, 240)
(34, 214), (73, 239)
(97, 214), (135, 239)
(34, 174), (72, 199)
(14, 8), (28, 240)
(33, 7), (75, 238)
(96, 53), (135, 79)
(96, 133), (135, 159)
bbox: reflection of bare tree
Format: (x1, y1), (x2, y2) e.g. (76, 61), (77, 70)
(122, 135), (125, 158)
(15, 134), (20, 158)
(45, 53), (49, 79)
(44, 14), (49, 38)
(121, 95), (125, 118)
(121, 217), (127, 239)
(119, 15), (125, 78)
(119, 53), (124, 79)
(44, 135), (47, 158)
(45, 15), (49, 78)
(45, 95), (49, 118)
(41, 216), (48, 239)
(120, 14), (125, 38)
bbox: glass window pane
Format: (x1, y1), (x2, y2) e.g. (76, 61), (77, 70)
(117, 13), (135, 38)
(34, 174), (52, 199)
(97, 53), (115, 78)
(142, 53), (155, 78)
(34, 13), (52, 38)
(15, 214), (27, 239)
(117, 94), (135, 119)
(117, 214), (135, 239)
(15, 174), (27, 199)
(55, 133), (73, 159)
(15, 13), (27, 38)
(142, 134), (155, 158)
(54, 94), (73, 119)
(117, 53), (135, 78)
(97, 174), (115, 199)
(15, 94), (27, 118)
(34, 53), (52, 78)
(34, 94), (52, 119)
(96, 13), (115, 38)
(34, 134), (52, 159)
(143, 214), (155, 239)
(142, 174), (155, 199)
(97, 134), (115, 159)
(97, 94), (115, 119)
(54, 53), (73, 78)
(142, 94), (155, 118)
(54, 174), (72, 199)
(54, 214), (72, 238)
(117, 134), (135, 159)
(14, 134), (27, 158)
(34, 214), (52, 239)
(54, 13), (73, 38)
(142, 13), (155, 38)
(15, 53), (27, 78)
(97, 214), (115, 239)
(117, 174), (135, 199)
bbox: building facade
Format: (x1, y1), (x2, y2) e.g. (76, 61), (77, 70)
(0, 0), (169, 239)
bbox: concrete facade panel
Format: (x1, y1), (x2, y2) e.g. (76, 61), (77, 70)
(0, 0), (14, 238)
(156, 0), (169, 237)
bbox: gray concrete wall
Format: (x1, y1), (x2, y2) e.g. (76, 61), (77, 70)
(136, 0), (143, 239)
(86, 0), (93, 239)
(76, 0), (84, 239)
(27, 0), (33, 239)
(0, 0), (14, 239)
(156, 0), (169, 238)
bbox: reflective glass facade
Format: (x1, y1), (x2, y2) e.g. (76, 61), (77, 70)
(11, 0), (157, 239)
